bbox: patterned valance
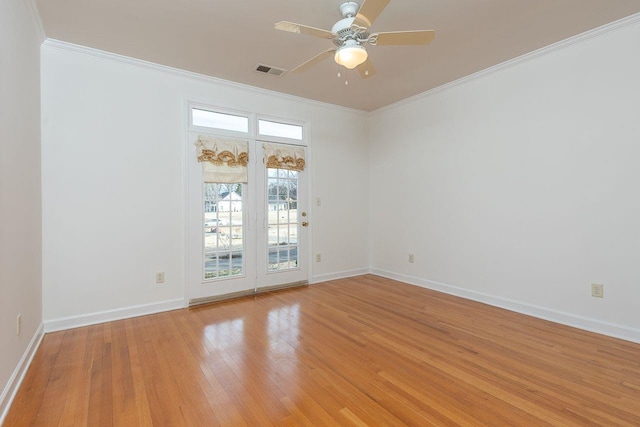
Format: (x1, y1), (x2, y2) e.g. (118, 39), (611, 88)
(263, 143), (306, 171)
(195, 136), (249, 183)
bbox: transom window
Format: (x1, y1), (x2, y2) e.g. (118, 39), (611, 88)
(258, 119), (303, 140)
(192, 109), (249, 133)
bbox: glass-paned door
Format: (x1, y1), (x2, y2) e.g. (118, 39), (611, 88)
(188, 130), (256, 301)
(188, 131), (308, 302)
(256, 142), (308, 288)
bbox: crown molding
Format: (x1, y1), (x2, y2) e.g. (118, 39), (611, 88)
(22, 0), (45, 43)
(41, 39), (368, 117)
(373, 12), (640, 115)
(36, 10), (640, 116)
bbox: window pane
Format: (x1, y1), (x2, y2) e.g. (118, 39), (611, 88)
(268, 226), (278, 245)
(193, 108), (249, 133)
(277, 225), (289, 245)
(258, 119), (303, 140)
(265, 167), (300, 273)
(204, 182), (244, 280)
(289, 248), (299, 268)
(268, 249), (279, 271)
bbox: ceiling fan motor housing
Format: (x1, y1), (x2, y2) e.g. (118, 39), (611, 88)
(332, 2), (371, 48)
(339, 2), (360, 18)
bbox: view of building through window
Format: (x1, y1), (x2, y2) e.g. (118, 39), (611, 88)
(193, 106), (305, 283)
(202, 168), (300, 280)
(203, 183), (244, 279)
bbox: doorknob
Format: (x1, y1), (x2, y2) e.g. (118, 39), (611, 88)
(301, 221), (309, 227)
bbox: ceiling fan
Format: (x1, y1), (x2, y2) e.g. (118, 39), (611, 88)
(275, 0), (435, 78)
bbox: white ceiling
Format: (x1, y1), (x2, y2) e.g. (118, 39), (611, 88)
(35, 0), (640, 111)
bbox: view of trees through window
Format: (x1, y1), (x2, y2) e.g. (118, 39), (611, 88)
(267, 168), (299, 271)
(202, 169), (300, 280)
(203, 183), (244, 279)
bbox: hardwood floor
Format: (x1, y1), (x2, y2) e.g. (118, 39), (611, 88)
(6, 275), (640, 426)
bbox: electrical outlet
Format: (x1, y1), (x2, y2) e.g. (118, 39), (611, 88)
(316, 254), (321, 262)
(17, 314), (22, 336)
(408, 254), (415, 263)
(156, 272), (165, 284)
(591, 283), (604, 298)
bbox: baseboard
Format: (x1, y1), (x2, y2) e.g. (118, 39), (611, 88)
(44, 298), (185, 333)
(311, 267), (371, 284)
(0, 323), (44, 425)
(189, 281), (308, 307)
(371, 268), (640, 345)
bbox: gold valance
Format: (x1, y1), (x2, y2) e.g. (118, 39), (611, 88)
(263, 143), (306, 171)
(195, 136), (249, 183)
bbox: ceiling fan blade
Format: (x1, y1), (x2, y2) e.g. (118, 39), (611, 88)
(371, 30), (435, 46)
(355, 0), (391, 27)
(291, 49), (336, 73)
(357, 58), (375, 78)
(275, 21), (334, 39)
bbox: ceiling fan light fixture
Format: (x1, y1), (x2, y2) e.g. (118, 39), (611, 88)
(334, 41), (368, 69)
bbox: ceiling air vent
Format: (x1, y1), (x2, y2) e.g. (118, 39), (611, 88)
(254, 64), (286, 77)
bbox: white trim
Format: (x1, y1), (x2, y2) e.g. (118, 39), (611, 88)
(42, 39), (368, 117)
(44, 298), (185, 333)
(22, 0), (46, 43)
(373, 12), (640, 114)
(0, 323), (44, 425)
(181, 97), (191, 308)
(312, 267), (371, 284)
(305, 121), (314, 288)
(371, 268), (640, 345)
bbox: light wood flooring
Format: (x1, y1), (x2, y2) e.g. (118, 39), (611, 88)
(6, 275), (640, 426)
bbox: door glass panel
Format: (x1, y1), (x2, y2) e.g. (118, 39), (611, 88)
(204, 183), (244, 279)
(266, 168), (299, 272)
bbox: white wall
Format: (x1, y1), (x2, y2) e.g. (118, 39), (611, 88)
(369, 19), (640, 341)
(37, 4), (640, 344)
(41, 43), (370, 327)
(0, 0), (44, 419)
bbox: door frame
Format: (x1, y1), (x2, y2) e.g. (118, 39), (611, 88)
(183, 102), (311, 305)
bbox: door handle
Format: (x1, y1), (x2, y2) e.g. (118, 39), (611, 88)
(301, 221), (309, 227)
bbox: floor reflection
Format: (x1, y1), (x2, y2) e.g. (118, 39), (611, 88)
(266, 303), (301, 394)
(198, 301), (303, 405)
(268, 303), (300, 350)
(203, 318), (244, 351)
